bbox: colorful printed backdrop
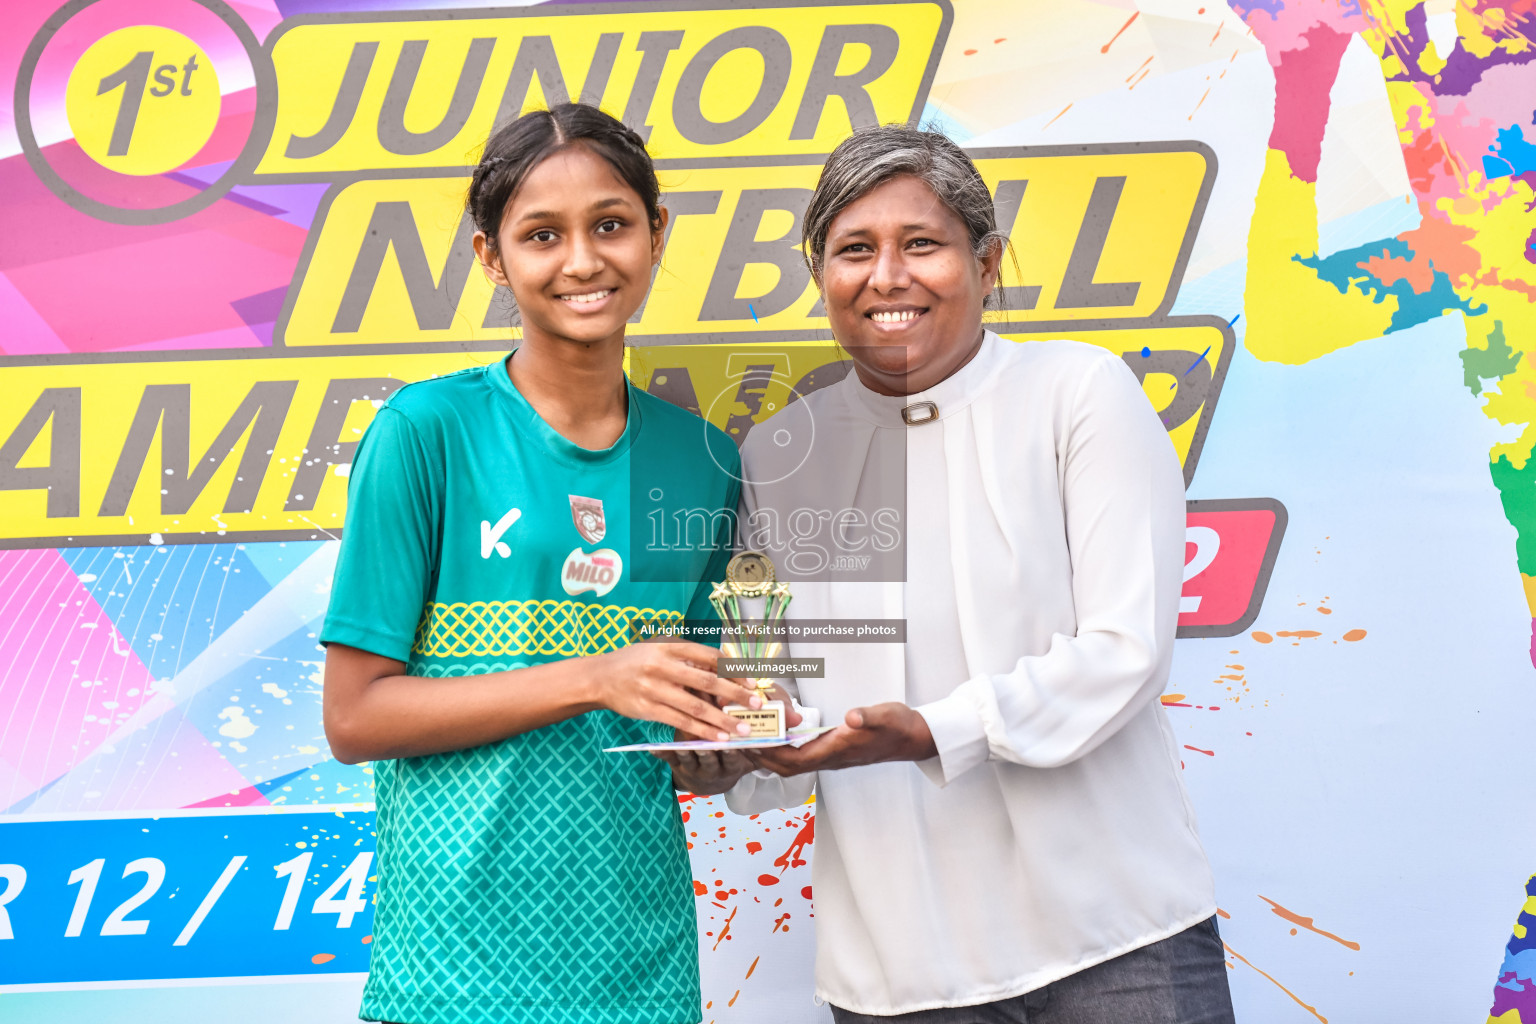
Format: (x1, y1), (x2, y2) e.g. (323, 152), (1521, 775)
(1, 0), (1533, 1021)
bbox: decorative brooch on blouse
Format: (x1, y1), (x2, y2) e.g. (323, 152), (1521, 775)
(901, 401), (938, 425)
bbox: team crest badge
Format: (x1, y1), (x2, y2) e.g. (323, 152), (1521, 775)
(570, 495), (606, 544)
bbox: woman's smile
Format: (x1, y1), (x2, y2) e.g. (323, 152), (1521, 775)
(866, 306), (929, 328)
(820, 174), (998, 394)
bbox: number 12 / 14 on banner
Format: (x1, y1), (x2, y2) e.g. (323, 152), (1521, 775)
(0, 808), (377, 988)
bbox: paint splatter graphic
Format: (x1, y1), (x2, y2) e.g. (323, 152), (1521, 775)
(1224, 2), (1535, 1012)
(685, 796), (817, 1017)
(1259, 895), (1362, 950)
(1225, 940), (1329, 1023)
(1213, 896), (1359, 1023)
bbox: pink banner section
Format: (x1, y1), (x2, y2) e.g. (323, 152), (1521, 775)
(27, 700), (263, 814)
(0, 548), (252, 812)
(0, 548), (160, 809)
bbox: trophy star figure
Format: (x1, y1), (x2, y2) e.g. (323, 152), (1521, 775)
(710, 551), (792, 738)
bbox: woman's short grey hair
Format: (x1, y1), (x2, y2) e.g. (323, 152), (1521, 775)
(802, 124), (1007, 285)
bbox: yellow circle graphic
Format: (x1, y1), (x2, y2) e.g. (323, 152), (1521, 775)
(65, 26), (221, 176)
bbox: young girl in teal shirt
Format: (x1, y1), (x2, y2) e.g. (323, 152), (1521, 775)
(322, 103), (760, 1024)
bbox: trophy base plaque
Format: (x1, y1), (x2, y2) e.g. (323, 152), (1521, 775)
(724, 700), (786, 739)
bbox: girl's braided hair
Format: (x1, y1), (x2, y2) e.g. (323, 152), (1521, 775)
(467, 103), (661, 257)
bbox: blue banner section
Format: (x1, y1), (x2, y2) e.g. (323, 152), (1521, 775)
(0, 808), (377, 987)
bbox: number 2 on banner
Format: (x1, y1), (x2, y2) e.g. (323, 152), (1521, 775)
(1180, 526), (1221, 614)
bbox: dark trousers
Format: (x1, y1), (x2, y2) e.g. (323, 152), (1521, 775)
(830, 917), (1236, 1024)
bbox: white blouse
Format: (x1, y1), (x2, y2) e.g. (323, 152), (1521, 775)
(725, 332), (1217, 1015)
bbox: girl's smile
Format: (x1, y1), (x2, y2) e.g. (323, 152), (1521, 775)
(557, 287), (615, 306)
(473, 143), (667, 351)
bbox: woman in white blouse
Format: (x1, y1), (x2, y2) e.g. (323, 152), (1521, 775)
(667, 125), (1236, 1023)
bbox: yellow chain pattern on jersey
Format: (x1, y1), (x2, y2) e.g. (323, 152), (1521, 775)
(411, 600), (681, 659)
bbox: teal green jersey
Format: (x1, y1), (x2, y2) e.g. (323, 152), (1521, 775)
(321, 357), (740, 1024)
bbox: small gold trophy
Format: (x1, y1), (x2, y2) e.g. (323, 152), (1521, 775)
(710, 551), (792, 739)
